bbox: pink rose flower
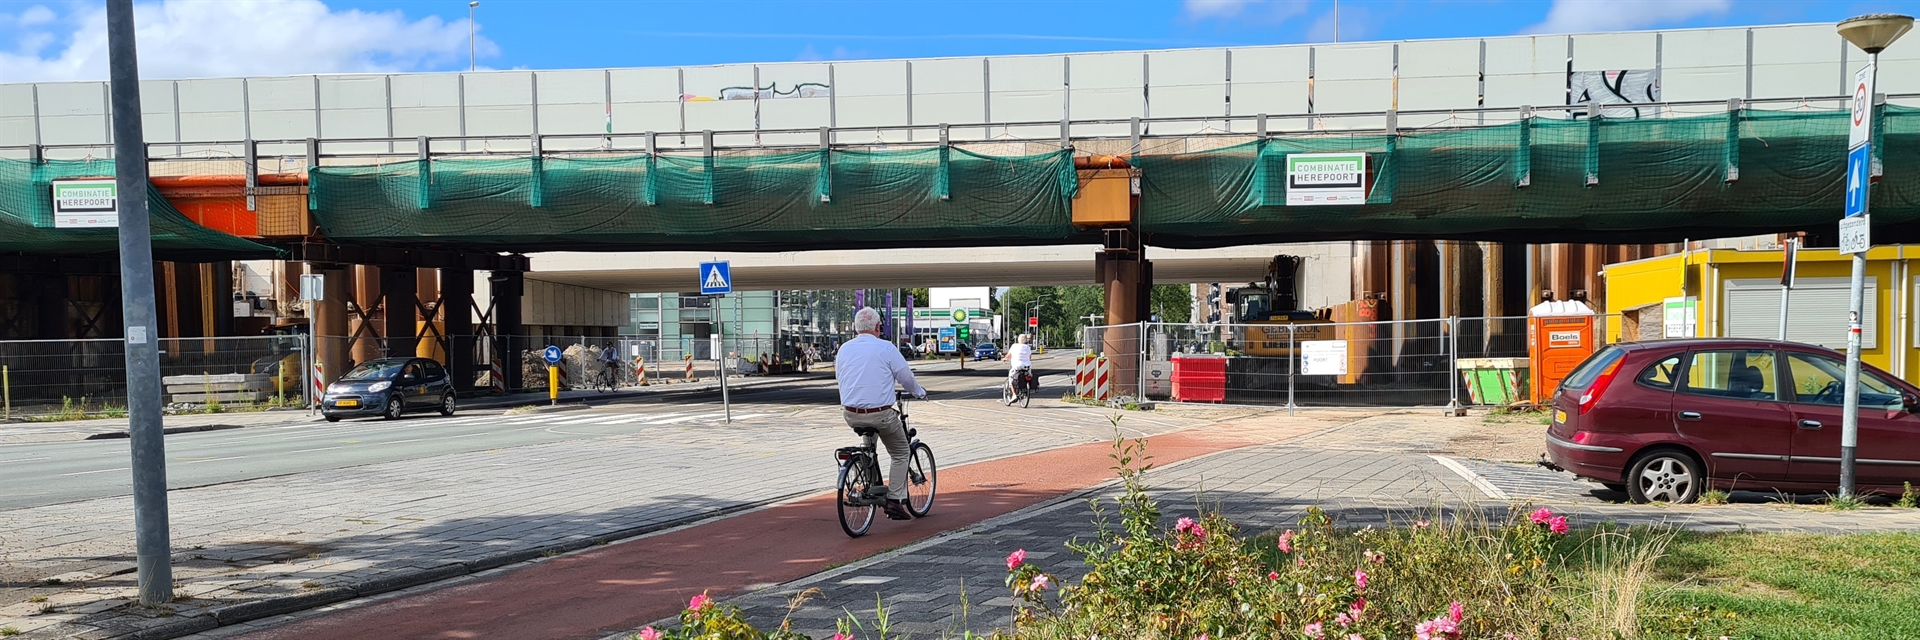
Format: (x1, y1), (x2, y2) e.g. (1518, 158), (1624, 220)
(1006, 549), (1027, 571)
(1334, 612), (1351, 627)
(1175, 516), (1195, 533)
(638, 627), (662, 640)
(1349, 598), (1366, 621)
(1296, 557), (1307, 567)
(1277, 530), (1296, 553)
(1030, 575), (1050, 591)
(687, 593), (712, 611)
(1267, 571), (1280, 580)
(1415, 620), (1438, 640)
(1352, 568), (1369, 590)
(1450, 600), (1465, 624)
(1549, 516), (1570, 535)
(832, 634), (852, 640)
(1303, 622), (1324, 638)
(1415, 519), (1431, 529)
(1350, 636), (1365, 640)
(1190, 523), (1207, 540)
(1529, 507), (1554, 525)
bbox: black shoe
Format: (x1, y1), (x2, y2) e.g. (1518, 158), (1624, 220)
(884, 500), (913, 520)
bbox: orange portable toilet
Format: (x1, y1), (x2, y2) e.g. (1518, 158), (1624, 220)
(1527, 300), (1597, 406)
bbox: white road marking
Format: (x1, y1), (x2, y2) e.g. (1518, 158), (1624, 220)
(289, 446), (344, 454)
(1429, 454), (1510, 500)
(61, 466), (129, 476)
(0, 457), (51, 464)
(182, 456), (247, 464)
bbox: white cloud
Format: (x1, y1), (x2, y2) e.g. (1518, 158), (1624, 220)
(0, 0), (499, 83)
(1524, 0), (1732, 35)
(1182, 0), (1310, 23)
(18, 5), (55, 27)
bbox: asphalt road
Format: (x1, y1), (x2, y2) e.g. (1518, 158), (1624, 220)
(1, 357), (1051, 510)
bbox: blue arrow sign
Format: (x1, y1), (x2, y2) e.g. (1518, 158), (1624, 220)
(1845, 143), (1871, 218)
(543, 345), (562, 364)
(699, 261), (732, 296)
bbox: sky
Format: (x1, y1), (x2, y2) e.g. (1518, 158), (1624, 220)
(1, 0), (1917, 82)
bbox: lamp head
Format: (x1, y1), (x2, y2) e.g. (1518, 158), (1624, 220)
(469, 1), (480, 7)
(1838, 13), (1914, 54)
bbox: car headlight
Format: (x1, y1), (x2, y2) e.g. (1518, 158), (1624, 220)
(368, 381), (391, 393)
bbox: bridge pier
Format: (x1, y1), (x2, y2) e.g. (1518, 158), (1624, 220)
(493, 270), (526, 392)
(383, 267), (417, 358)
(440, 268), (474, 392)
(312, 264), (351, 388)
(1096, 230), (1146, 398)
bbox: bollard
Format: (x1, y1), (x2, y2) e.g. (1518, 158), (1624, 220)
(3, 364), (9, 420)
(549, 366), (558, 405)
(636, 356), (648, 386)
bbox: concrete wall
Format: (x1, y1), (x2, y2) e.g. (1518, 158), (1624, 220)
(522, 277), (626, 329)
(7, 23), (1917, 156)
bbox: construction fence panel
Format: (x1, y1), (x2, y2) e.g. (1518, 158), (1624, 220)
(0, 335), (310, 416)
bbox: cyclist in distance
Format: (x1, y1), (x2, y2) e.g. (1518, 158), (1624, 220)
(597, 344), (622, 391)
(835, 307), (928, 520)
(1004, 334), (1035, 394)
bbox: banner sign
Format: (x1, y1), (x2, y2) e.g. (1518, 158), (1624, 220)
(51, 179), (118, 228)
(1286, 153), (1367, 206)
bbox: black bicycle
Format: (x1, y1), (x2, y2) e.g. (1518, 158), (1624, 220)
(835, 393), (937, 537)
(1002, 368), (1034, 408)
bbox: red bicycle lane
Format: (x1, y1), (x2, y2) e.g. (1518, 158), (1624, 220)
(228, 430), (1258, 640)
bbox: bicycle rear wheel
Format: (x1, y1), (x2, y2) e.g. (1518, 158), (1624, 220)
(837, 458), (877, 537)
(1019, 386), (1031, 408)
(906, 442), (937, 517)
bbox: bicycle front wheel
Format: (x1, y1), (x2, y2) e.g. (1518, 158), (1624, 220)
(906, 442), (937, 517)
(837, 458), (876, 537)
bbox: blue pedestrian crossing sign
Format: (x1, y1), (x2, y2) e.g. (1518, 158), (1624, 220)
(543, 345), (562, 364)
(1845, 144), (1871, 218)
(699, 261), (732, 296)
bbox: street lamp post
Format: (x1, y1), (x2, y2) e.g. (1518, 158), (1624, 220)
(468, 1), (480, 72)
(1835, 13), (1913, 498)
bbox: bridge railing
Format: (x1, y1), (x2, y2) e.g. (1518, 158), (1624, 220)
(4, 91), (1911, 164)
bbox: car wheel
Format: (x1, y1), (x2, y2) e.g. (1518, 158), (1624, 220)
(1626, 450), (1703, 504)
(324, 415), (341, 423)
(383, 397), (405, 420)
(439, 393), (456, 417)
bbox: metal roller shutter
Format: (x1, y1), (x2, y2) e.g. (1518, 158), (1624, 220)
(1723, 277), (1876, 350)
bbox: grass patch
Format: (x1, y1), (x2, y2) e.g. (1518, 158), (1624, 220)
(1826, 494), (1869, 511)
(1482, 406), (1550, 426)
(1656, 531), (1920, 639)
(1697, 489), (1731, 505)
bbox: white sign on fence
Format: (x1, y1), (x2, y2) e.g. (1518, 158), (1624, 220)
(1285, 153), (1368, 206)
(51, 179), (119, 228)
(1301, 340), (1348, 376)
(1663, 297), (1698, 338)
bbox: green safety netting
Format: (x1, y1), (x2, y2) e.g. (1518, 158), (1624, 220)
(1139, 106), (1920, 247)
(0, 158), (280, 259)
(308, 147), (1084, 251)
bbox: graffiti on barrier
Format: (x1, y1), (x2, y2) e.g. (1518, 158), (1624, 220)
(1567, 69), (1661, 119)
(682, 82), (832, 102)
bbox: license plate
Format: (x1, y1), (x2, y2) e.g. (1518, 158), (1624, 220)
(1553, 409), (1566, 424)
(335, 399), (359, 408)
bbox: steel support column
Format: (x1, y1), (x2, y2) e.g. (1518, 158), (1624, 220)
(383, 267), (417, 358)
(495, 270), (526, 390)
(313, 265), (350, 388)
(441, 268), (474, 391)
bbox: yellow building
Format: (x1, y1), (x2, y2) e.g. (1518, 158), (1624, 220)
(1602, 246), (1920, 385)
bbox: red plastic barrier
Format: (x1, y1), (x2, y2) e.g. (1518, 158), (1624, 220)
(1171, 353), (1227, 403)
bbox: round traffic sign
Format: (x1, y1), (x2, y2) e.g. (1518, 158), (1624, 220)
(543, 345), (563, 364)
(1854, 82), (1870, 126)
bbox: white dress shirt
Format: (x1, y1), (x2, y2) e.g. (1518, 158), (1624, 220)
(835, 334), (927, 409)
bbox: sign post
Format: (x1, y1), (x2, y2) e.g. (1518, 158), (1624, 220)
(1832, 12), (1910, 496)
(699, 262), (733, 423)
(544, 345), (562, 405)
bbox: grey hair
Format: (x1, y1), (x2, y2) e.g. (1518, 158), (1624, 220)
(853, 307), (883, 333)
(1019, 334), (1033, 343)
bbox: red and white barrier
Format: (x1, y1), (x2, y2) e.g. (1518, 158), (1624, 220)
(1092, 355), (1112, 402)
(489, 360), (507, 394)
(311, 362), (324, 406)
(1073, 354), (1092, 398)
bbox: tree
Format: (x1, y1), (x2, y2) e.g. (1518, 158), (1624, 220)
(1150, 284), (1194, 324)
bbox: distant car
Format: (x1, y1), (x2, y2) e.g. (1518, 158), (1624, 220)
(1543, 338), (1920, 504)
(321, 357), (456, 422)
(898, 343), (919, 360)
(974, 343), (1001, 361)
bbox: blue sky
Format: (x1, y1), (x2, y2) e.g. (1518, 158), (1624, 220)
(2, 0), (1919, 81)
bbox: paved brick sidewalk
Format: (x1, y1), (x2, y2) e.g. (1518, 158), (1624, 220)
(0, 396), (1253, 639)
(714, 436), (1920, 639)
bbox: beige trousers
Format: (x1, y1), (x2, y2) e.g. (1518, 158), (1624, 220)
(842, 409), (911, 498)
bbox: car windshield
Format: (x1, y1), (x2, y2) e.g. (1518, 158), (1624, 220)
(1560, 346), (1625, 391)
(342, 361), (406, 381)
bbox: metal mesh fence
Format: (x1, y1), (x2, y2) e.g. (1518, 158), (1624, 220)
(1080, 315), (1632, 410)
(0, 335), (309, 415)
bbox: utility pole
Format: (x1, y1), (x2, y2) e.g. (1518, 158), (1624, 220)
(468, 1), (480, 71)
(106, 0), (173, 606)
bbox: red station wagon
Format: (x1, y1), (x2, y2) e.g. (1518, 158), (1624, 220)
(1543, 338), (1920, 503)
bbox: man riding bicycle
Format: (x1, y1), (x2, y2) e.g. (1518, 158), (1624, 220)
(1003, 334), (1035, 394)
(597, 344), (621, 391)
(835, 307), (927, 521)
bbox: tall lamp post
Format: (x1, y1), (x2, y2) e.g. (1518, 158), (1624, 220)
(1835, 13), (1913, 498)
(468, 1), (480, 71)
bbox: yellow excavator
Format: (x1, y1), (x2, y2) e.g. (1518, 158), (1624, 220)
(1223, 255), (1335, 356)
